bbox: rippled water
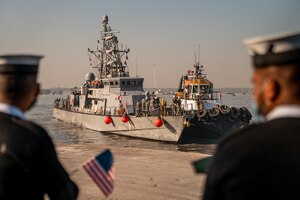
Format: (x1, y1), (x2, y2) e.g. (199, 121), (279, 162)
(26, 88), (254, 155)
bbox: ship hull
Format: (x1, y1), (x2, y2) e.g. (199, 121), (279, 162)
(53, 108), (249, 143)
(53, 108), (184, 142)
(178, 115), (246, 143)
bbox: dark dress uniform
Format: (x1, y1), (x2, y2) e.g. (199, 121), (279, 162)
(0, 112), (78, 200)
(204, 117), (300, 200)
(204, 31), (300, 200)
(0, 55), (78, 199)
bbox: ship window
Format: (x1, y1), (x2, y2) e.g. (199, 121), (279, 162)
(132, 81), (136, 85)
(188, 85), (192, 94)
(192, 85), (199, 93)
(115, 81), (119, 85)
(110, 82), (114, 85)
(127, 81), (131, 85)
(121, 81), (125, 85)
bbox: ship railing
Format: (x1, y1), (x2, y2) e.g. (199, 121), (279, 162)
(80, 106), (131, 116)
(200, 92), (222, 101)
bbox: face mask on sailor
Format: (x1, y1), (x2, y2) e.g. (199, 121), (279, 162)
(251, 72), (270, 122)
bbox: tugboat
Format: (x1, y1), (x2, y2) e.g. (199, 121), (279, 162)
(174, 60), (252, 143)
(53, 15), (251, 143)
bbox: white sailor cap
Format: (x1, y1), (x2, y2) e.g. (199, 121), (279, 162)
(0, 54), (43, 74)
(244, 31), (300, 68)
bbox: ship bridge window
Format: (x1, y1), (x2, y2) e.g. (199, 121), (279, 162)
(200, 86), (209, 93)
(127, 81), (131, 85)
(121, 81), (125, 85)
(188, 85), (192, 94)
(192, 85), (199, 93)
(110, 81), (114, 85)
(132, 81), (136, 85)
(115, 81), (119, 85)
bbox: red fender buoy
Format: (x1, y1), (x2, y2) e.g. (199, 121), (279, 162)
(104, 116), (112, 124)
(154, 117), (163, 127)
(121, 115), (129, 123)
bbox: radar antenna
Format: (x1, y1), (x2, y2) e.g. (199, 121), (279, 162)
(87, 15), (130, 79)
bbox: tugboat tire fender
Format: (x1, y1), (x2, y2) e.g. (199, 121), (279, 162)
(196, 109), (209, 122)
(239, 107), (248, 120)
(209, 108), (220, 118)
(197, 109), (207, 118)
(219, 105), (230, 114)
(230, 107), (240, 119)
(242, 107), (252, 120)
(200, 114), (209, 122)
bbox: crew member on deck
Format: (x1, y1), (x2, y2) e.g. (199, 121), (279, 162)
(171, 95), (177, 116)
(0, 55), (78, 200)
(176, 96), (181, 115)
(135, 99), (142, 116)
(184, 85), (189, 99)
(204, 31), (300, 200)
(160, 97), (167, 116)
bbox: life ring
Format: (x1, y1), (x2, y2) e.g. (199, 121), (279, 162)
(219, 105), (230, 114)
(209, 108), (220, 118)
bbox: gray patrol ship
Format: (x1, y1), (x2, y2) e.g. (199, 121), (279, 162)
(53, 16), (252, 143)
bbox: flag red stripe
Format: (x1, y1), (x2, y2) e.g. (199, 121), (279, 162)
(86, 161), (112, 195)
(83, 160), (112, 196)
(83, 163), (108, 196)
(82, 151), (115, 197)
(89, 161), (113, 190)
(83, 162), (110, 196)
(108, 168), (115, 181)
(92, 160), (114, 187)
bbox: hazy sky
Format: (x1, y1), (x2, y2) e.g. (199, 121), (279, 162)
(0, 0), (299, 89)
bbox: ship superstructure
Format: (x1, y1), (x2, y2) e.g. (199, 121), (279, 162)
(78, 15), (145, 115)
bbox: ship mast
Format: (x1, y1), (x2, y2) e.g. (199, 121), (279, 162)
(87, 15), (130, 79)
(194, 44), (206, 78)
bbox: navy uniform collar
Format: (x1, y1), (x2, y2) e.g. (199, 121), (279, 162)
(266, 105), (300, 121)
(0, 102), (26, 120)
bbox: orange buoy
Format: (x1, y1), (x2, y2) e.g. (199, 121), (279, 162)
(104, 116), (112, 124)
(154, 117), (163, 127)
(121, 115), (129, 123)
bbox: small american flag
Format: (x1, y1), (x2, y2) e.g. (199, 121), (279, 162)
(82, 149), (115, 197)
